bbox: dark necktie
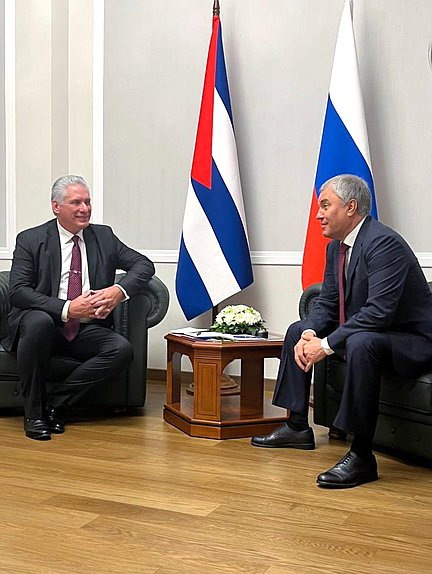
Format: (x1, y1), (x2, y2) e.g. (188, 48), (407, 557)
(63, 235), (82, 341)
(338, 242), (349, 325)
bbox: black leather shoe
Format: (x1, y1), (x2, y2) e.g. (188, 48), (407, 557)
(46, 405), (65, 434)
(24, 418), (51, 441)
(251, 424), (315, 449)
(317, 451), (378, 488)
(328, 426), (347, 441)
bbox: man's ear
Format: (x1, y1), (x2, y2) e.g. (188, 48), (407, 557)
(51, 200), (60, 215)
(347, 199), (358, 216)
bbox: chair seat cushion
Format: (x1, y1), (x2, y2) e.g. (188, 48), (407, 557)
(325, 357), (432, 417)
(0, 346), (20, 380)
(0, 346), (81, 382)
(380, 373), (432, 416)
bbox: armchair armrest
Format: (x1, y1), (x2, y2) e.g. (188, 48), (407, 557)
(0, 272), (10, 342)
(143, 276), (170, 328)
(113, 273), (170, 406)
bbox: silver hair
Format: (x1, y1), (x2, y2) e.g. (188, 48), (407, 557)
(51, 175), (90, 204)
(319, 174), (372, 217)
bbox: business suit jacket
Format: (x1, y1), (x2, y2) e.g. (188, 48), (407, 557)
(303, 216), (432, 376)
(3, 219), (155, 351)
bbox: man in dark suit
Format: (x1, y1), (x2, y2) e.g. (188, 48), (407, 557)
(2, 175), (155, 440)
(252, 174), (432, 488)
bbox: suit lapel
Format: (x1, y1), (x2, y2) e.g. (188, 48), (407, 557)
(84, 226), (98, 288)
(47, 220), (61, 296)
(345, 216), (372, 300)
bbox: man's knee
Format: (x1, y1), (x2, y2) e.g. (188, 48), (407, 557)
(19, 311), (55, 342)
(119, 338), (134, 364)
(109, 337), (134, 369)
(345, 332), (390, 361)
(285, 320), (306, 343)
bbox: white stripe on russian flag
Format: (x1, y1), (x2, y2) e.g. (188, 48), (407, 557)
(329, 0), (372, 169)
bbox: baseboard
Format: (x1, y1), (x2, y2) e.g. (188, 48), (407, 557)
(147, 368), (170, 382)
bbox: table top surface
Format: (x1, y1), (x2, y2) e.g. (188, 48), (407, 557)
(165, 332), (285, 349)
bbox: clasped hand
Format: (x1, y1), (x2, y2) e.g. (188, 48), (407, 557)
(294, 331), (327, 372)
(68, 285), (124, 320)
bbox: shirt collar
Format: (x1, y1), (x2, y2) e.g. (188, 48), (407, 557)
(342, 217), (366, 249)
(56, 221), (84, 245)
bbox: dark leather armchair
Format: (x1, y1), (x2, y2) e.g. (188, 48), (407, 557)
(299, 283), (432, 462)
(0, 270), (169, 410)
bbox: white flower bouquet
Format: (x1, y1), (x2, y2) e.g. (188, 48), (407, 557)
(211, 304), (266, 335)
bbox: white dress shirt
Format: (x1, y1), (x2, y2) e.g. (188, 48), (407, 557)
(301, 217), (367, 355)
(320, 217), (367, 355)
(57, 222), (90, 322)
(57, 222), (129, 323)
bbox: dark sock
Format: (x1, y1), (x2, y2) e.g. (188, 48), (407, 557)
(286, 410), (309, 431)
(351, 434), (373, 459)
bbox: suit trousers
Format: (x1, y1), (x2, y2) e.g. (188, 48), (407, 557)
(16, 310), (133, 419)
(272, 320), (396, 440)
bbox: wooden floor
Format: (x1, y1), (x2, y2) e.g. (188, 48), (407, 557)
(0, 382), (431, 574)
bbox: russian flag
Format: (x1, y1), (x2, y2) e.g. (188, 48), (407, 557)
(176, 7), (253, 321)
(302, 0), (378, 289)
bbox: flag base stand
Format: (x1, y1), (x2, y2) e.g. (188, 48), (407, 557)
(186, 373), (240, 396)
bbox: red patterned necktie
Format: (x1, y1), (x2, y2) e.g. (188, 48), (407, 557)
(338, 242), (349, 325)
(63, 235), (82, 341)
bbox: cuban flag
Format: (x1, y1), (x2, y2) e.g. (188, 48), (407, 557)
(302, 0), (378, 289)
(176, 10), (253, 321)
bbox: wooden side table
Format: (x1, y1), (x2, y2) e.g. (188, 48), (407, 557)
(163, 333), (288, 439)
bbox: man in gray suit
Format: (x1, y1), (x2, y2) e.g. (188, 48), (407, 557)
(252, 174), (432, 488)
(3, 175), (154, 440)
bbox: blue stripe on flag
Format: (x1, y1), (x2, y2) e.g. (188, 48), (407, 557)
(192, 162), (253, 289)
(215, 24), (233, 125)
(315, 96), (377, 219)
(176, 236), (213, 320)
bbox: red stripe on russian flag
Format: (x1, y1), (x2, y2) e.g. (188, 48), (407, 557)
(302, 190), (329, 289)
(191, 17), (219, 189)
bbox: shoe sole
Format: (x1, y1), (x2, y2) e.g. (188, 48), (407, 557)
(317, 474), (378, 488)
(50, 427), (65, 434)
(251, 441), (315, 450)
(25, 433), (51, 441)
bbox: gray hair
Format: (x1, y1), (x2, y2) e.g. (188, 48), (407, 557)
(319, 174), (372, 217)
(51, 175), (90, 204)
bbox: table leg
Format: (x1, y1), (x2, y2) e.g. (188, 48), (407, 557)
(166, 350), (182, 405)
(240, 357), (265, 414)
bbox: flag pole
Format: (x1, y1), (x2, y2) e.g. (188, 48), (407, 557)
(211, 305), (218, 325)
(180, 0), (245, 395)
(211, 0), (220, 327)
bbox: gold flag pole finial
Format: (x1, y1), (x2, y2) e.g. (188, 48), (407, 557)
(213, 0), (220, 17)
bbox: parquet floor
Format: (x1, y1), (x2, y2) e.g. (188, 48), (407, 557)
(0, 381), (431, 574)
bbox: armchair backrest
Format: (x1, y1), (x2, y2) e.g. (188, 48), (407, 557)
(298, 281), (432, 321)
(299, 282), (322, 320)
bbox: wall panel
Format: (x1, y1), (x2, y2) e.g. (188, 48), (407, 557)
(102, 0), (432, 256)
(0, 0), (6, 251)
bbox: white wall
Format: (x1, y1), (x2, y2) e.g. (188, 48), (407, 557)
(1, 0), (432, 378)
